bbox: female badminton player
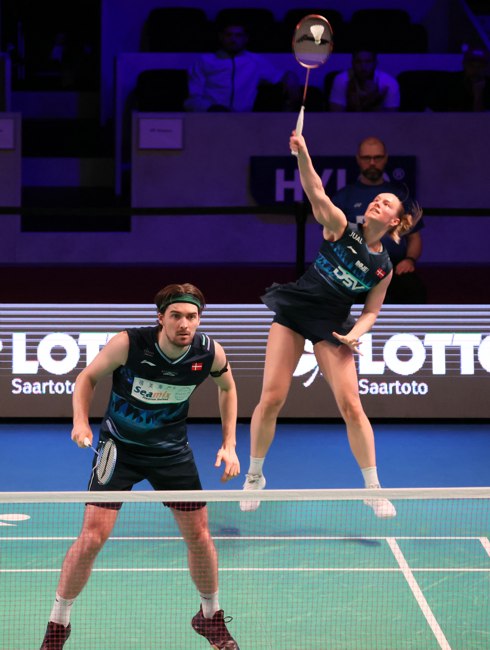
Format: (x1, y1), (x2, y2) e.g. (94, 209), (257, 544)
(241, 130), (422, 518)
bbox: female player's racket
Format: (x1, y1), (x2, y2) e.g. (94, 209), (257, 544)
(291, 14), (333, 156)
(84, 437), (117, 485)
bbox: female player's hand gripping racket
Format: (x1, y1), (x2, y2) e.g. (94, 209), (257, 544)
(291, 14), (333, 155)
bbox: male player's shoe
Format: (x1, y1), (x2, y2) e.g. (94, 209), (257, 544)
(364, 485), (397, 518)
(191, 607), (240, 649)
(239, 473), (266, 512)
(40, 622), (71, 649)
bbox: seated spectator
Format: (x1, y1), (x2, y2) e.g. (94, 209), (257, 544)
(329, 49), (400, 112)
(431, 46), (490, 112)
(332, 136), (426, 304)
(184, 21), (298, 112)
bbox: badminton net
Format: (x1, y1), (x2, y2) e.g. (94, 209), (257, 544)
(1, 487), (489, 650)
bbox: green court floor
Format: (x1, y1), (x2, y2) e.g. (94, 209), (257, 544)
(1, 497), (489, 649)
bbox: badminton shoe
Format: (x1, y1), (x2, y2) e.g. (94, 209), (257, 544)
(239, 473), (266, 512)
(191, 607), (240, 649)
(364, 485), (397, 519)
(40, 621), (71, 649)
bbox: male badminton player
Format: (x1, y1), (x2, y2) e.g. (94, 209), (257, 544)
(40, 283), (240, 650)
(241, 131), (422, 518)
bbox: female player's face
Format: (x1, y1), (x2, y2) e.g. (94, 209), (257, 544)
(158, 304), (201, 348)
(365, 193), (401, 228)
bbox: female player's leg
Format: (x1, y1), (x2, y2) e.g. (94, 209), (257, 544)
(314, 340), (376, 468)
(250, 322), (306, 458)
(313, 340), (396, 517)
(241, 322), (305, 512)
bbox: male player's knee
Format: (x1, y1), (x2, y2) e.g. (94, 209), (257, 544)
(185, 526), (213, 552)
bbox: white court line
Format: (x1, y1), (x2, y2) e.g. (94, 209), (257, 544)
(387, 537), (452, 650)
(479, 537), (490, 557)
(2, 567), (489, 573)
(1, 535), (487, 541)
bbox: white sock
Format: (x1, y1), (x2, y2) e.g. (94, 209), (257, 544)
(361, 466), (380, 488)
(200, 591), (220, 618)
(49, 593), (75, 627)
(247, 456), (265, 476)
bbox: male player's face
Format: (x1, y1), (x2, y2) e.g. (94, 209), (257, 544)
(158, 303), (200, 348)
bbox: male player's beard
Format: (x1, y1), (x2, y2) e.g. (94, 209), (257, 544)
(362, 168), (383, 183)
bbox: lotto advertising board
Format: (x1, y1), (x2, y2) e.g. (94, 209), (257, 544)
(0, 304), (488, 419)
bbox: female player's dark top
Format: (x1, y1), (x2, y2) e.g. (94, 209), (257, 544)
(100, 326), (215, 458)
(262, 224), (392, 345)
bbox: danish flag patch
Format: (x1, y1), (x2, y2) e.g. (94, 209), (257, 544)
(191, 362), (203, 371)
(375, 268), (386, 279)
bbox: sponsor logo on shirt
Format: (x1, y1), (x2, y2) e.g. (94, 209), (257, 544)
(349, 231), (363, 245)
(131, 377), (196, 404)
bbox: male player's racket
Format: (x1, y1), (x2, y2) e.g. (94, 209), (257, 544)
(291, 14), (333, 155)
(84, 437), (117, 485)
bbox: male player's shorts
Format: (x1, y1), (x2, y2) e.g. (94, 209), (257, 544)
(87, 438), (205, 511)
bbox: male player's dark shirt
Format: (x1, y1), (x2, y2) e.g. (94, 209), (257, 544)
(103, 326), (215, 454)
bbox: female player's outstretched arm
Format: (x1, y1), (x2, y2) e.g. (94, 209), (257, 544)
(289, 130), (347, 239)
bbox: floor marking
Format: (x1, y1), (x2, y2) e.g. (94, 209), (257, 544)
(387, 537), (452, 650)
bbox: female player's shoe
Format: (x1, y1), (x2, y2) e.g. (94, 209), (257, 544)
(40, 622), (71, 649)
(191, 607), (240, 649)
(239, 473), (266, 512)
(364, 486), (397, 518)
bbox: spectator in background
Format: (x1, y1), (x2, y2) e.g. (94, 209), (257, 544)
(431, 46), (490, 111)
(184, 20), (298, 112)
(329, 49), (400, 112)
(333, 136), (426, 304)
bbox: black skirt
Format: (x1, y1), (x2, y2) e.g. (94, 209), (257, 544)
(261, 271), (357, 345)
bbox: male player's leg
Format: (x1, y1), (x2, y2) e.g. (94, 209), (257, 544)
(314, 341), (396, 518)
(241, 322), (305, 511)
(173, 506), (239, 649)
(40, 505), (119, 649)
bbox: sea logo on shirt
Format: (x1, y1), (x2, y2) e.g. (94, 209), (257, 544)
(131, 377), (196, 404)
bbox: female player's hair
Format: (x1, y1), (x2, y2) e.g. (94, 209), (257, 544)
(154, 283), (206, 314)
(388, 200), (423, 244)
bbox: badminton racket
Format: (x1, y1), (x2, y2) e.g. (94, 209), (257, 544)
(291, 14), (333, 155)
(84, 437), (117, 485)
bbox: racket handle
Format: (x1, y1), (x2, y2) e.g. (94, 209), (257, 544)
(291, 106), (305, 157)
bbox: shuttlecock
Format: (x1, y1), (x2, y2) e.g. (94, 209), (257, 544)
(310, 24), (325, 45)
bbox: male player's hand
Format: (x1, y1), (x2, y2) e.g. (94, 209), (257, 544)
(71, 423), (94, 448)
(215, 446), (241, 482)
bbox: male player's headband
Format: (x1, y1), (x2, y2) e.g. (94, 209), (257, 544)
(158, 294), (203, 312)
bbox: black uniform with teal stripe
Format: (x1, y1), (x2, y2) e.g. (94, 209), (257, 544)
(262, 223), (392, 345)
(88, 326), (216, 506)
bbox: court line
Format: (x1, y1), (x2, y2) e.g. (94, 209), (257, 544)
(2, 535), (489, 541)
(0, 567), (490, 573)
(387, 537), (452, 650)
(479, 537), (490, 557)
